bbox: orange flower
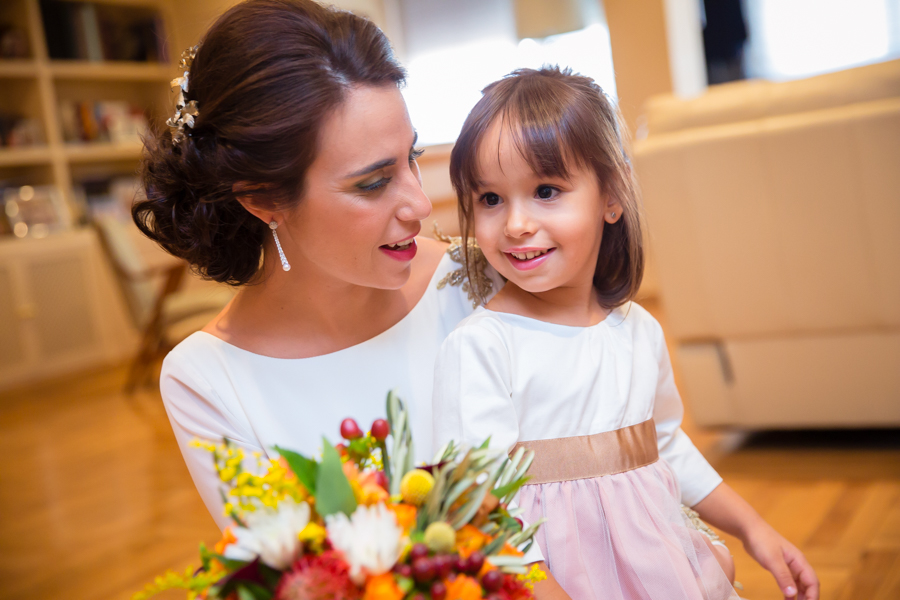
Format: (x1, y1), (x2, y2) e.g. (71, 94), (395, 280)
(445, 575), (483, 600)
(363, 573), (404, 600)
(214, 527), (237, 555)
(499, 543), (524, 557)
(386, 503), (417, 534)
(455, 525), (490, 558)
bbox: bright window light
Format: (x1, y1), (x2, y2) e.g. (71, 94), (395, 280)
(746, 0), (893, 80)
(403, 24), (617, 146)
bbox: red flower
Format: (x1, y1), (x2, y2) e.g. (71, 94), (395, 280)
(496, 573), (533, 600)
(276, 550), (362, 600)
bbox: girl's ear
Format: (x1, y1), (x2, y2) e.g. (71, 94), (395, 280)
(232, 181), (281, 226)
(604, 194), (624, 225)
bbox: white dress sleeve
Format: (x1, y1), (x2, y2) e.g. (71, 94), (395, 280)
(160, 349), (266, 531)
(650, 320), (723, 507)
(432, 321), (544, 564)
(432, 322), (519, 454)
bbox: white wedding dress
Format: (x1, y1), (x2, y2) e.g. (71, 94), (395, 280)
(160, 248), (499, 531)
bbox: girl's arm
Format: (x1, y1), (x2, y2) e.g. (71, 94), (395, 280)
(693, 483), (819, 600)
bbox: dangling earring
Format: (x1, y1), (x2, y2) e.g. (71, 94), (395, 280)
(269, 221), (291, 272)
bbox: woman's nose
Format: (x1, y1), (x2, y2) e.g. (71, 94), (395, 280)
(396, 169), (432, 222)
(504, 203), (535, 238)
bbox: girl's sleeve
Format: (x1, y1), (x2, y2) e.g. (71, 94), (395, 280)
(650, 321), (723, 507)
(160, 352), (266, 531)
(432, 323), (519, 455)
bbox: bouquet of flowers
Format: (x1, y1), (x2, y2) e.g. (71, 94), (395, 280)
(135, 391), (545, 600)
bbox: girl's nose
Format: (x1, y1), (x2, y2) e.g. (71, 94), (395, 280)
(504, 204), (535, 238)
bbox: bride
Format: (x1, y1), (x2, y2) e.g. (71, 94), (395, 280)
(135, 0), (568, 597)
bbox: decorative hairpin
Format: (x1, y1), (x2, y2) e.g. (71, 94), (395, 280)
(166, 44), (201, 146)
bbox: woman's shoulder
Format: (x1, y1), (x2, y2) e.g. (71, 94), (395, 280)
(160, 332), (235, 396)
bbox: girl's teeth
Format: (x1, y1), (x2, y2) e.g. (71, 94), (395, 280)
(511, 249), (548, 260)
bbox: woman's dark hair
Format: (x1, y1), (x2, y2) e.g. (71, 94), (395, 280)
(449, 66), (644, 308)
(133, 0), (405, 285)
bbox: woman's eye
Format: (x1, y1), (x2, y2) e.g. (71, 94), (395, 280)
(358, 177), (392, 192)
(480, 192), (501, 207)
(409, 147), (425, 163)
(536, 185), (557, 200)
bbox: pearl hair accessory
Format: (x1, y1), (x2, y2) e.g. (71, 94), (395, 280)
(269, 221), (291, 272)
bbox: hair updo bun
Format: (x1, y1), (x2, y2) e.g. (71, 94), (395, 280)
(134, 0), (405, 285)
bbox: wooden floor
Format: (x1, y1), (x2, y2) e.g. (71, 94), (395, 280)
(1, 349), (899, 599)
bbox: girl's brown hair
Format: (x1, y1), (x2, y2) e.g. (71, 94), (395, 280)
(133, 0), (405, 285)
(449, 66), (643, 308)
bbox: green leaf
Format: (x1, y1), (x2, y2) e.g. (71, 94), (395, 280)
(236, 582), (273, 600)
(491, 476), (530, 501)
(274, 446), (318, 495)
(315, 437), (358, 517)
(396, 575), (415, 593)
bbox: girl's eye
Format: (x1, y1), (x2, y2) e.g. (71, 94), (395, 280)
(480, 192), (502, 207)
(536, 185), (558, 200)
(358, 177), (392, 192)
(409, 147), (425, 163)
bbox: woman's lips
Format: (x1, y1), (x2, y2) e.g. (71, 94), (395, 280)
(504, 247), (555, 271)
(380, 238), (418, 261)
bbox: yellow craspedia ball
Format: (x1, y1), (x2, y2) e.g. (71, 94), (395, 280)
(400, 469), (435, 506)
(424, 521), (456, 553)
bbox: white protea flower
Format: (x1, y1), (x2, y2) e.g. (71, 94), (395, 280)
(223, 499), (310, 569)
(325, 503), (404, 584)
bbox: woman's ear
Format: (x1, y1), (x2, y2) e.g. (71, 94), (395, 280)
(233, 181), (281, 226)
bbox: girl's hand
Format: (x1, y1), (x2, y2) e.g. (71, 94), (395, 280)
(742, 522), (819, 600)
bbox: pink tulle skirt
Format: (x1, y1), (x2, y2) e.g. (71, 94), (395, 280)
(518, 459), (738, 600)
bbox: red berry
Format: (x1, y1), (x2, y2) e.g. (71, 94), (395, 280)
(431, 581), (448, 600)
(410, 595), (427, 600)
(370, 418), (390, 441)
(374, 470), (389, 490)
(482, 570), (503, 592)
(433, 554), (453, 579)
(412, 557), (436, 583)
(340, 418), (363, 440)
(410, 543), (430, 561)
(393, 563), (413, 578)
(452, 554), (466, 573)
(335, 442), (347, 455)
(514, 517), (524, 530)
(465, 551), (485, 575)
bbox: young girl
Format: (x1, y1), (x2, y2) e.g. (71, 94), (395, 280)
(432, 68), (818, 600)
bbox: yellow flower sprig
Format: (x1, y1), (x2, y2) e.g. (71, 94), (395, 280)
(191, 439), (309, 516)
(518, 563), (548, 591)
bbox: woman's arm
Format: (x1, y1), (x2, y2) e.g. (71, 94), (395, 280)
(161, 351), (267, 531)
(693, 483), (819, 600)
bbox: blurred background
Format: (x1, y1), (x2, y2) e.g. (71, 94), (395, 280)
(0, 0), (898, 598)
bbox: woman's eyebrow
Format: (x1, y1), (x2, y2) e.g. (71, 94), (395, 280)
(346, 158), (396, 178)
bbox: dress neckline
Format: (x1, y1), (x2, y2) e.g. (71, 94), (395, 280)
(192, 252), (452, 361)
(479, 303), (628, 331)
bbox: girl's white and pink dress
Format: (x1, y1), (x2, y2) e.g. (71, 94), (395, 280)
(433, 303), (738, 600)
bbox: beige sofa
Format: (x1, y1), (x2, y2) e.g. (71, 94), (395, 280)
(633, 59), (900, 428)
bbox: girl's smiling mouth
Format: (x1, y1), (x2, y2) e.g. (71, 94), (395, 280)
(503, 247), (556, 270)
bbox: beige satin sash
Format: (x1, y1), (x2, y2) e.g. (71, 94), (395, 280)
(511, 419), (659, 485)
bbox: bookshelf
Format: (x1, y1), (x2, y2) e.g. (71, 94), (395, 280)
(0, 0), (181, 390)
(0, 0), (178, 215)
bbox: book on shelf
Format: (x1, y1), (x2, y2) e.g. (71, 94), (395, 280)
(59, 100), (148, 145)
(0, 114), (44, 148)
(40, 0), (168, 63)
